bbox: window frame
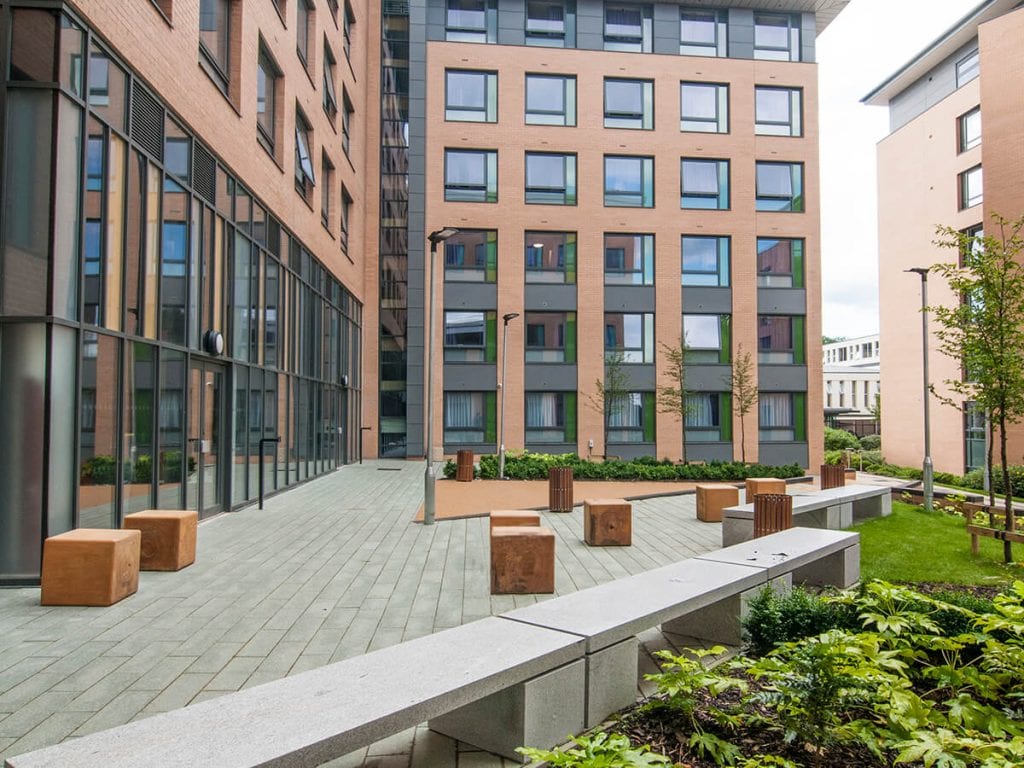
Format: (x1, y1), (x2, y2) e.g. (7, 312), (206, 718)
(340, 185), (352, 254)
(198, 0), (231, 93)
(754, 86), (802, 137)
(956, 48), (979, 88)
(445, 0), (497, 43)
(526, 0), (575, 47)
(444, 391), (496, 445)
(679, 7), (727, 57)
(525, 391), (573, 443)
(753, 12), (800, 62)
(607, 391), (654, 444)
(958, 106), (981, 153)
(604, 233), (654, 285)
(756, 238), (804, 288)
(680, 81), (728, 133)
(525, 231), (576, 283)
(759, 392), (805, 443)
(320, 151), (334, 229)
(256, 46), (280, 154)
(680, 158), (730, 210)
(683, 313), (729, 364)
(603, 3), (653, 53)
(445, 69), (498, 123)
(294, 107), (316, 201)
(444, 229), (498, 283)
(681, 235), (730, 287)
(757, 315), (804, 364)
(604, 312), (654, 363)
(604, 77), (654, 130)
(341, 89), (353, 156)
(296, 0), (312, 68)
(444, 310), (494, 362)
(525, 152), (577, 205)
(755, 161), (804, 212)
(604, 155), (654, 208)
(524, 311), (575, 363)
(444, 148), (499, 203)
(525, 73), (576, 126)
(323, 39), (338, 121)
(958, 165), (983, 210)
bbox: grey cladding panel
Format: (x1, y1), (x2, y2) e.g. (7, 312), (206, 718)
(611, 443), (656, 460)
(620, 364), (655, 390)
(445, 442), (496, 454)
(653, 4), (678, 55)
(758, 365), (808, 392)
(605, 286), (655, 311)
(427, 0), (445, 39)
(525, 284), (577, 311)
(889, 38), (978, 132)
(728, 9), (753, 59)
(576, 0), (604, 50)
(525, 364), (578, 390)
(444, 364), (497, 390)
(688, 443), (734, 463)
(759, 442), (809, 468)
(757, 288), (806, 315)
(444, 283), (498, 308)
(801, 12), (815, 63)
(526, 442), (578, 454)
(682, 287), (731, 314)
(687, 364), (731, 391)
(499, 0), (525, 45)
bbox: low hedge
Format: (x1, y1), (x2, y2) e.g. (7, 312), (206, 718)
(441, 451), (805, 482)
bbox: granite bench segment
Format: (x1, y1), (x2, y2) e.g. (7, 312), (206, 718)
(3, 616), (586, 768)
(723, 484), (890, 545)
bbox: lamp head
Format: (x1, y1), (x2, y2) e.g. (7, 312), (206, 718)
(428, 227), (460, 246)
(502, 312), (520, 324)
(906, 267), (930, 277)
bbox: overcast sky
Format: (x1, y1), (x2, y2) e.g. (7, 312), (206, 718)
(817, 0), (978, 338)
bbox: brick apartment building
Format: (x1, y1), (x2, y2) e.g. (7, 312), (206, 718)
(864, 0), (1024, 476)
(0, 0), (842, 583)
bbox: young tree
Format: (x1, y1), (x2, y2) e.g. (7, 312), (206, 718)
(930, 214), (1024, 563)
(727, 344), (758, 464)
(657, 337), (693, 462)
(587, 351), (630, 459)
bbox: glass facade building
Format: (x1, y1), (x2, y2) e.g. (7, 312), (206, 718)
(0, 6), (362, 583)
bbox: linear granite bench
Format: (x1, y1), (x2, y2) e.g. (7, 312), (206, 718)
(722, 484), (891, 546)
(3, 617), (585, 767)
(503, 527), (860, 729)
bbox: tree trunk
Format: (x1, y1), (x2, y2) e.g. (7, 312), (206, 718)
(1000, 415), (1013, 564)
(987, 417), (996, 509)
(740, 414), (747, 464)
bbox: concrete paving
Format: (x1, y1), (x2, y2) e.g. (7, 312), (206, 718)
(0, 461), (724, 766)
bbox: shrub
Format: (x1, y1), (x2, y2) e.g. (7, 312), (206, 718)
(824, 427), (859, 451)
(442, 451), (806, 482)
(859, 434), (881, 451)
(133, 455), (153, 484)
(743, 586), (859, 656)
(80, 454), (117, 485)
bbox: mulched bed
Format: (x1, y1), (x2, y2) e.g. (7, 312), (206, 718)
(898, 580), (1004, 600)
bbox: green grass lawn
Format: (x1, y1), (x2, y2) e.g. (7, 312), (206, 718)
(851, 501), (1024, 585)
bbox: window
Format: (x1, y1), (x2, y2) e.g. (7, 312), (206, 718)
(86, 135), (104, 192)
(964, 401), (985, 472)
(341, 90), (353, 156)
(525, 312), (575, 362)
(958, 107), (981, 153)
(526, 392), (576, 443)
(444, 229), (497, 282)
(525, 74), (576, 126)
(961, 223), (984, 266)
(681, 158), (729, 210)
(604, 4), (652, 52)
(959, 165), (983, 210)
(321, 153), (334, 228)
(323, 41), (338, 120)
(759, 392), (806, 442)
(525, 152), (576, 205)
(444, 311), (496, 362)
(343, 1), (354, 59)
(603, 78), (653, 130)
(757, 238), (804, 288)
(446, 0), (496, 43)
(755, 86), (802, 137)
(445, 70), (497, 122)
(956, 49), (979, 88)
(444, 149), (498, 202)
(683, 314), (730, 364)
(680, 82), (728, 133)
(686, 393), (729, 442)
(340, 186), (352, 254)
(604, 155), (654, 207)
(294, 109), (315, 201)
(605, 313), (654, 363)
(754, 12), (800, 61)
(680, 8), (726, 57)
(608, 392), (655, 443)
(525, 231), (576, 283)
(758, 315), (805, 364)
(681, 235), (730, 287)
(604, 233), (653, 285)
(256, 48), (279, 152)
(756, 162), (803, 212)
(199, 0), (230, 91)
(526, 0), (575, 47)
(444, 391), (496, 444)
(296, 0), (312, 66)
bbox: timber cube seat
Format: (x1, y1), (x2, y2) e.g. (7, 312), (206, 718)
(696, 484), (739, 523)
(491, 527), (555, 594)
(745, 477), (786, 502)
(124, 509), (198, 571)
(41, 529), (141, 606)
(845, 468), (857, 483)
(583, 499), (632, 546)
(489, 510), (542, 532)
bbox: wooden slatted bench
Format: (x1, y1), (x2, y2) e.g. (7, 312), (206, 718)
(723, 484), (891, 546)
(965, 506), (1024, 554)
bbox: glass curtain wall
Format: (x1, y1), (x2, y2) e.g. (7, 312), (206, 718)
(0, 6), (362, 582)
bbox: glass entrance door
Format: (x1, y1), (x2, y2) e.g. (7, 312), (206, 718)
(187, 360), (225, 518)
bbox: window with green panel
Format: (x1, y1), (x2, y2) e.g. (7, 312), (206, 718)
(608, 391), (655, 444)
(756, 238), (803, 288)
(685, 392), (731, 442)
(683, 314), (730, 364)
(444, 229), (497, 283)
(525, 231), (576, 283)
(757, 315), (804, 364)
(525, 391), (576, 443)
(444, 390), (497, 444)
(444, 310), (497, 362)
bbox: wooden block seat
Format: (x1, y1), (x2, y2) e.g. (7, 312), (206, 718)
(124, 509), (198, 571)
(845, 468), (857, 483)
(745, 477), (786, 502)
(583, 499), (632, 546)
(696, 484), (739, 523)
(491, 527), (555, 594)
(489, 509), (541, 531)
(41, 528), (141, 606)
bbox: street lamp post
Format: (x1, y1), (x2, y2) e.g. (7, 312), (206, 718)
(907, 267), (934, 512)
(424, 227), (460, 525)
(498, 312), (520, 480)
